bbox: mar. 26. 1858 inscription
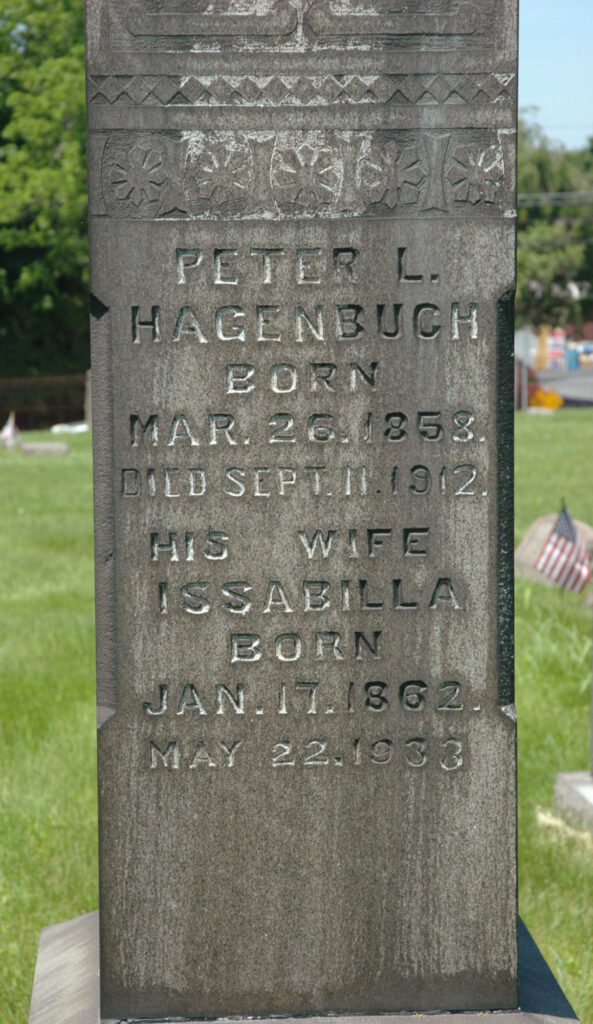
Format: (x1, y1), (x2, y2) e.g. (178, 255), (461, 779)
(86, 1), (517, 1019)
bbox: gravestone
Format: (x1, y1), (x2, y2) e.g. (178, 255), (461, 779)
(556, 765), (593, 831)
(92, 0), (517, 1018)
(21, 441), (70, 456)
(515, 514), (593, 593)
(87, 1), (518, 1016)
(27, 1), (575, 1022)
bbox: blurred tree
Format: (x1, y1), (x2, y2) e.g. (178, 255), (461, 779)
(517, 111), (593, 328)
(516, 221), (585, 327)
(0, 0), (88, 375)
(571, 135), (593, 295)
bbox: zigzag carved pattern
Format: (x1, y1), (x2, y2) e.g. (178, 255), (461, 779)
(88, 73), (516, 108)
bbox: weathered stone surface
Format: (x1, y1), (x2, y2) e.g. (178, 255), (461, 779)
(85, 1), (518, 1019)
(29, 913), (577, 1024)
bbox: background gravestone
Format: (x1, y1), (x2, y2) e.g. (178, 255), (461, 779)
(515, 515), (593, 593)
(556, 764), (593, 831)
(87, 1), (518, 1019)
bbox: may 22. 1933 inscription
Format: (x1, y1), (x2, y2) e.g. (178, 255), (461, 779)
(87, 0), (518, 1019)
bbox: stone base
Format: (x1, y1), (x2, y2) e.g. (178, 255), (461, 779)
(28, 913), (99, 1024)
(555, 771), (593, 831)
(29, 913), (576, 1024)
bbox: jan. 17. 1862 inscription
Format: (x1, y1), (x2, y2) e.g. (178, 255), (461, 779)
(86, 1), (517, 1020)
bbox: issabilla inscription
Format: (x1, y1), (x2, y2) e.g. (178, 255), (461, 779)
(86, 0), (517, 1019)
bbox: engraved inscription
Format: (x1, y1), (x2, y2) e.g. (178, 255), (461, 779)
(144, 734), (467, 771)
(156, 576), (463, 618)
(142, 677), (475, 717)
(126, 408), (479, 448)
(122, 227), (491, 794)
(149, 739), (242, 769)
(270, 737), (464, 770)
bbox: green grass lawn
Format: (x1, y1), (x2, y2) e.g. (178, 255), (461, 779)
(0, 432), (97, 1022)
(1, 413), (593, 1023)
(515, 409), (593, 1019)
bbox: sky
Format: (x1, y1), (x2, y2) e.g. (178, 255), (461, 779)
(519, 0), (593, 150)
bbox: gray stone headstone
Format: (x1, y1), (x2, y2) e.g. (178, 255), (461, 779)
(555, 771), (593, 833)
(85, 1), (518, 1019)
(21, 441), (70, 456)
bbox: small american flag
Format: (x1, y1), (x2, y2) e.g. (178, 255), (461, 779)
(535, 505), (591, 594)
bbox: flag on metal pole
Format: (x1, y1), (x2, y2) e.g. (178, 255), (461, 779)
(534, 505), (591, 594)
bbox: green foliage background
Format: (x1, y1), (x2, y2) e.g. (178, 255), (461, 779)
(516, 116), (593, 328)
(0, 0), (87, 375)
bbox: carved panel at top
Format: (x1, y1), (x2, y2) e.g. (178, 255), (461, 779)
(107, 0), (497, 54)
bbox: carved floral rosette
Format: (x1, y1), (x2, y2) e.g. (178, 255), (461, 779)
(99, 128), (511, 220)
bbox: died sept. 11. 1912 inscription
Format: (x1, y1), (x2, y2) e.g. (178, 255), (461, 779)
(86, 0), (517, 1020)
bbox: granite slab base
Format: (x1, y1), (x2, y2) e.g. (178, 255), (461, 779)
(555, 772), (593, 831)
(29, 913), (576, 1024)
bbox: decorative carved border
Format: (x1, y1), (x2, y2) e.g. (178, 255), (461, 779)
(107, 0), (496, 53)
(304, 2), (484, 41)
(97, 128), (513, 221)
(88, 72), (515, 108)
(126, 0), (298, 38)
